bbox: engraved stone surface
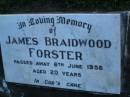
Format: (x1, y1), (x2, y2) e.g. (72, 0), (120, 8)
(0, 14), (122, 94)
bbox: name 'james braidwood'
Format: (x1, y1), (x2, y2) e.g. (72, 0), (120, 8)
(5, 36), (112, 61)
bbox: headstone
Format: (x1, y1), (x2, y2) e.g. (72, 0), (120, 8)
(0, 13), (129, 94)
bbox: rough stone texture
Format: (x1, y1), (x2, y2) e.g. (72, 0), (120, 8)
(0, 0), (130, 97)
(0, 0), (130, 13)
